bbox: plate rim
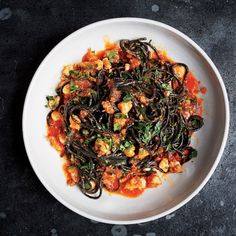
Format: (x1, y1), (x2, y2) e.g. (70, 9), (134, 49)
(22, 17), (230, 225)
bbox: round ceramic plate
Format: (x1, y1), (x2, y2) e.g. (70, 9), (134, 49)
(22, 18), (229, 224)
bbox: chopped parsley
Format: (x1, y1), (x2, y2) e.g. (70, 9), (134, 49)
(107, 50), (117, 62)
(118, 140), (134, 151)
(154, 70), (163, 78)
(96, 137), (114, 149)
(70, 81), (80, 93)
(137, 122), (153, 144)
(161, 83), (172, 91)
(185, 99), (191, 104)
(136, 121), (162, 144)
(115, 113), (127, 119)
(46, 96), (56, 109)
(46, 95), (54, 101)
(81, 72), (90, 79)
(124, 140), (134, 149)
(84, 139), (89, 145)
(80, 162), (95, 170)
(154, 121), (162, 135)
(103, 137), (114, 149)
(114, 123), (122, 132)
(69, 70), (80, 77)
(189, 149), (198, 158)
(165, 143), (172, 152)
(123, 93), (133, 102)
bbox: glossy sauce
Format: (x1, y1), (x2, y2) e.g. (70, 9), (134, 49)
(114, 174), (162, 198)
(47, 41), (206, 198)
(47, 119), (65, 155)
(117, 184), (144, 198)
(185, 72), (200, 95)
(200, 86), (207, 94)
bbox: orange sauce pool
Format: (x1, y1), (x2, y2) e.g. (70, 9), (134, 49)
(117, 186), (144, 198)
(185, 71), (200, 95)
(111, 174), (163, 198)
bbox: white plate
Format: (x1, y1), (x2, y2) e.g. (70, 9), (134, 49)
(22, 18), (229, 224)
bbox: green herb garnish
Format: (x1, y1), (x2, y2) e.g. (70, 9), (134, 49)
(118, 140), (133, 151)
(80, 162), (95, 171)
(81, 72), (90, 79)
(69, 70), (80, 77)
(154, 121), (162, 135)
(103, 137), (114, 149)
(136, 122), (152, 144)
(46, 95), (54, 100)
(124, 140), (133, 149)
(154, 70), (163, 78)
(185, 99), (191, 104)
(161, 83), (172, 91)
(115, 113), (127, 119)
(165, 143), (172, 152)
(136, 121), (162, 144)
(123, 93), (133, 102)
(46, 96), (57, 109)
(114, 123), (122, 132)
(70, 81), (80, 93)
(189, 149), (198, 158)
(107, 50), (117, 62)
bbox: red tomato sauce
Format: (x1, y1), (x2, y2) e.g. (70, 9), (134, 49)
(117, 185), (144, 198)
(75, 79), (92, 91)
(115, 175), (145, 198)
(47, 119), (65, 154)
(82, 48), (97, 62)
(95, 50), (106, 60)
(200, 86), (207, 94)
(48, 120), (63, 136)
(184, 72), (200, 95)
(47, 40), (207, 198)
(113, 174), (162, 198)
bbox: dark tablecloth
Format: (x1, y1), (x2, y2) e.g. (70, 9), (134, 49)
(0, 0), (235, 235)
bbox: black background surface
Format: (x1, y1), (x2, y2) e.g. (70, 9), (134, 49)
(0, 0), (235, 235)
